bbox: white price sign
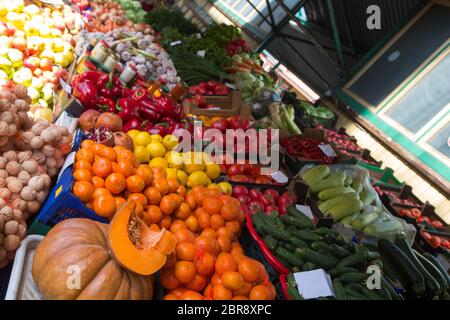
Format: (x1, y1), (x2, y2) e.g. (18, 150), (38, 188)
(170, 40), (182, 47)
(59, 78), (71, 94)
(225, 83), (236, 90)
(270, 171), (288, 184)
(197, 50), (206, 58)
(293, 269), (335, 300)
(319, 144), (337, 157)
(295, 205), (314, 220)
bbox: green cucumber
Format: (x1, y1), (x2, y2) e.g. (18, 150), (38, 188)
(281, 242), (296, 252)
(293, 230), (322, 242)
(359, 287), (384, 300)
(287, 286), (304, 300)
(414, 250), (448, 295)
(289, 236), (309, 249)
(292, 266), (302, 273)
(315, 227), (338, 236)
(328, 244), (352, 259)
(310, 241), (331, 252)
(344, 288), (367, 300)
(323, 233), (337, 244)
(275, 254), (292, 269)
(263, 235), (278, 251)
(422, 252), (450, 287)
(287, 205), (314, 228)
(260, 224), (290, 241)
(276, 247), (305, 267)
(332, 280), (347, 300)
(337, 251), (368, 268)
(329, 266), (359, 277)
(377, 238), (425, 296)
(280, 215), (312, 230)
(336, 272), (368, 284)
(302, 262), (317, 271)
(295, 248), (338, 269)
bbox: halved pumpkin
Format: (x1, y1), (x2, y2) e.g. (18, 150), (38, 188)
(109, 200), (177, 275)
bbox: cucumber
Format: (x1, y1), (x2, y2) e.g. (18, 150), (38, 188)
(302, 165), (330, 185)
(287, 272), (295, 285)
(323, 233), (337, 244)
(280, 215), (311, 230)
(251, 214), (264, 233)
(336, 272), (368, 284)
(260, 224), (290, 241)
(292, 266), (302, 273)
(414, 250), (448, 295)
(286, 225), (298, 234)
(275, 254), (292, 269)
(337, 251), (368, 268)
(287, 205), (314, 229)
(377, 238), (425, 297)
(332, 280), (347, 300)
(293, 230), (323, 242)
(318, 187), (355, 201)
(395, 235), (440, 296)
(315, 227), (338, 236)
(328, 244), (352, 259)
(281, 242), (296, 252)
(287, 286), (304, 300)
(329, 266), (358, 277)
(302, 262), (317, 271)
(335, 234), (351, 247)
(289, 236), (309, 249)
(295, 248), (338, 269)
(276, 247), (305, 267)
(310, 241), (331, 252)
(422, 252), (450, 287)
(344, 288), (367, 300)
(263, 235), (278, 251)
(360, 287), (384, 300)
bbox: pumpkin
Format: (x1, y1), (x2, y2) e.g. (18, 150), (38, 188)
(32, 201), (177, 300)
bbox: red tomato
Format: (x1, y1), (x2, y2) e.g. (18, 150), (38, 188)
(430, 236), (441, 248)
(431, 220), (443, 228)
(254, 176), (272, 184)
(421, 231), (432, 241)
(440, 240), (450, 249)
(228, 175), (249, 183)
(410, 208), (421, 218)
(227, 164), (245, 177)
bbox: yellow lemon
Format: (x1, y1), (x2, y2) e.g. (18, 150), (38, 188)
(202, 152), (213, 164)
(150, 134), (163, 142)
(205, 163), (221, 180)
(183, 152), (205, 173)
(134, 131), (151, 147)
(127, 129), (140, 140)
(166, 167), (178, 179)
(218, 182), (232, 195)
(162, 134), (179, 151)
(134, 145), (150, 163)
(187, 171), (211, 188)
(149, 157), (168, 169)
(177, 170), (188, 186)
(147, 141), (166, 158)
(207, 183), (220, 190)
(165, 151), (183, 169)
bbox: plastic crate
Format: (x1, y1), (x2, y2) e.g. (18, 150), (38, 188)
(358, 163), (403, 186)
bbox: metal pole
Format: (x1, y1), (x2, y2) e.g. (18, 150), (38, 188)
(325, 0), (345, 68)
(278, 32), (353, 54)
(265, 0), (276, 28)
(245, 0), (273, 28)
(340, 0), (357, 58)
(275, 0), (341, 72)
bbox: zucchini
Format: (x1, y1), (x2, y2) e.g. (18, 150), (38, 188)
(280, 215), (312, 230)
(309, 171), (346, 194)
(325, 199), (364, 221)
(289, 236), (309, 249)
(332, 280), (347, 300)
(340, 213), (359, 225)
(337, 251), (368, 268)
(360, 189), (376, 206)
(351, 211), (379, 230)
(318, 187), (355, 201)
(295, 248), (338, 269)
(293, 230), (323, 242)
(302, 262), (317, 271)
(351, 177), (363, 195)
(302, 165), (330, 185)
(318, 192), (358, 213)
(423, 252), (450, 287)
(276, 247), (305, 267)
(381, 277), (402, 300)
(395, 235), (440, 296)
(287, 205), (314, 228)
(328, 244), (352, 259)
(260, 224), (290, 241)
(336, 272), (368, 284)
(263, 235), (278, 251)
(377, 238), (425, 297)
(414, 250), (448, 295)
(329, 266), (359, 277)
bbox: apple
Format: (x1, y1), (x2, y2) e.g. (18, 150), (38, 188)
(38, 24), (51, 37)
(27, 87), (40, 103)
(33, 68), (42, 77)
(24, 56), (40, 70)
(12, 67), (32, 86)
(39, 58), (53, 71)
(30, 77), (44, 90)
(43, 71), (58, 85)
(7, 48), (23, 68)
(51, 28), (63, 38)
(11, 37), (26, 51)
(24, 4), (40, 16)
(52, 38), (64, 52)
(0, 25), (8, 37)
(40, 49), (54, 62)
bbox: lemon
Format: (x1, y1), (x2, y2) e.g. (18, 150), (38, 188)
(166, 167), (178, 179)
(205, 163), (221, 180)
(183, 152), (205, 173)
(127, 129), (140, 140)
(218, 182), (232, 195)
(134, 145), (150, 163)
(149, 157), (168, 169)
(150, 134), (163, 142)
(187, 171), (211, 188)
(162, 135), (179, 151)
(177, 170), (188, 186)
(147, 141), (166, 158)
(134, 131), (151, 147)
(207, 183), (220, 190)
(165, 151), (183, 169)
(202, 152), (213, 164)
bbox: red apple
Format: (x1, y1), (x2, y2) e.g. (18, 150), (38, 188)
(33, 68), (43, 77)
(0, 25), (8, 36)
(24, 57), (40, 71)
(40, 58), (53, 72)
(43, 71), (58, 85)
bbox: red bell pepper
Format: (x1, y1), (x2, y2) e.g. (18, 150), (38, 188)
(116, 98), (138, 122)
(71, 71), (101, 88)
(144, 122), (169, 136)
(153, 96), (184, 121)
(97, 97), (116, 113)
(131, 88), (148, 102)
(97, 73), (122, 99)
(138, 99), (160, 122)
(161, 117), (177, 134)
(72, 80), (98, 109)
(123, 118), (142, 132)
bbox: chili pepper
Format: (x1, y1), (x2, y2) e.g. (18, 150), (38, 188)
(116, 98), (138, 122)
(97, 97), (116, 113)
(72, 80), (98, 109)
(131, 88), (148, 102)
(97, 73), (122, 99)
(138, 99), (160, 122)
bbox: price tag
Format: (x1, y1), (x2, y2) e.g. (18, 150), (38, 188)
(197, 50), (206, 58)
(40, 0), (64, 6)
(196, 33), (202, 39)
(59, 78), (71, 94)
(293, 269), (334, 300)
(295, 205), (314, 220)
(225, 83), (236, 90)
(206, 107), (221, 110)
(270, 171), (288, 184)
(319, 144), (337, 157)
(170, 40), (182, 47)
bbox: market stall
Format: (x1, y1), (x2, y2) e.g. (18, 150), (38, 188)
(0, 0), (449, 302)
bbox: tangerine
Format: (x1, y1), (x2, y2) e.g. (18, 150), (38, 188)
(92, 156), (112, 178)
(135, 165), (153, 186)
(174, 261), (196, 283)
(93, 194), (116, 217)
(73, 169), (92, 182)
(126, 175), (145, 193)
(92, 176), (105, 189)
(144, 186), (162, 205)
(73, 181), (94, 202)
(74, 159), (92, 171)
(105, 173), (126, 194)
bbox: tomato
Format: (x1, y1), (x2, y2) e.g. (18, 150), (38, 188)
(254, 176), (272, 184)
(430, 236), (441, 248)
(248, 189), (263, 201)
(410, 208), (421, 218)
(227, 164), (245, 176)
(263, 189), (279, 202)
(431, 220), (443, 228)
(229, 175), (249, 182)
(231, 185), (248, 197)
(440, 239), (450, 249)
(421, 231), (432, 241)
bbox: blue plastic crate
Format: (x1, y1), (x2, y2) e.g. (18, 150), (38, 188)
(27, 131), (109, 235)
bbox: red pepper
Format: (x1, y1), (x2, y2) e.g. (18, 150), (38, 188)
(153, 96), (184, 121)
(97, 97), (116, 113)
(121, 87), (131, 97)
(123, 118), (142, 132)
(97, 73), (122, 99)
(72, 80), (98, 109)
(161, 117), (177, 134)
(144, 122), (169, 136)
(138, 99), (160, 122)
(131, 88), (148, 102)
(71, 71), (101, 88)
(116, 98), (138, 122)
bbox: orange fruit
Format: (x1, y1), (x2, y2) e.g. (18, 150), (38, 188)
(230, 244), (244, 257)
(93, 194), (116, 217)
(143, 205), (162, 225)
(73, 169), (92, 182)
(249, 284), (271, 300)
(126, 175), (145, 193)
(185, 215), (198, 233)
(93, 187), (111, 198)
(176, 185), (187, 197)
(167, 178), (179, 193)
(209, 214), (225, 230)
(92, 176), (104, 189)
(225, 221), (241, 235)
(159, 216), (172, 229)
(75, 148), (95, 163)
(81, 139), (95, 149)
(174, 202), (191, 220)
(135, 165), (153, 186)
(169, 288), (187, 299)
(143, 186), (162, 205)
(89, 143), (105, 156)
(150, 224), (160, 232)
(232, 296), (248, 300)
(174, 261), (196, 283)
(114, 159), (135, 177)
(221, 203), (239, 221)
(73, 181), (94, 202)
(233, 281), (252, 297)
(203, 196), (223, 215)
(213, 285), (232, 300)
(92, 156), (112, 178)
(114, 197), (126, 209)
(195, 236), (218, 256)
(160, 195), (176, 215)
(192, 186), (208, 206)
(237, 257), (260, 283)
(116, 149), (138, 167)
(127, 193), (148, 208)
(221, 271), (244, 291)
(152, 166), (166, 177)
(211, 273), (223, 286)
(201, 228), (217, 239)
(217, 235), (231, 252)
(174, 229), (195, 244)
(216, 227), (231, 239)
(160, 268), (180, 290)
(105, 172), (126, 194)
(169, 193), (183, 209)
(194, 251), (215, 276)
(74, 159), (92, 171)
(180, 290), (204, 300)
(175, 242), (196, 261)
(185, 274), (208, 292)
(207, 188), (221, 197)
(215, 252), (237, 275)
(197, 211), (210, 230)
(98, 146), (116, 162)
(170, 220), (187, 234)
(164, 294), (178, 300)
(184, 193), (196, 210)
(152, 176), (169, 195)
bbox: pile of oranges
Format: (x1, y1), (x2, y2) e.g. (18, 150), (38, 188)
(73, 140), (276, 300)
